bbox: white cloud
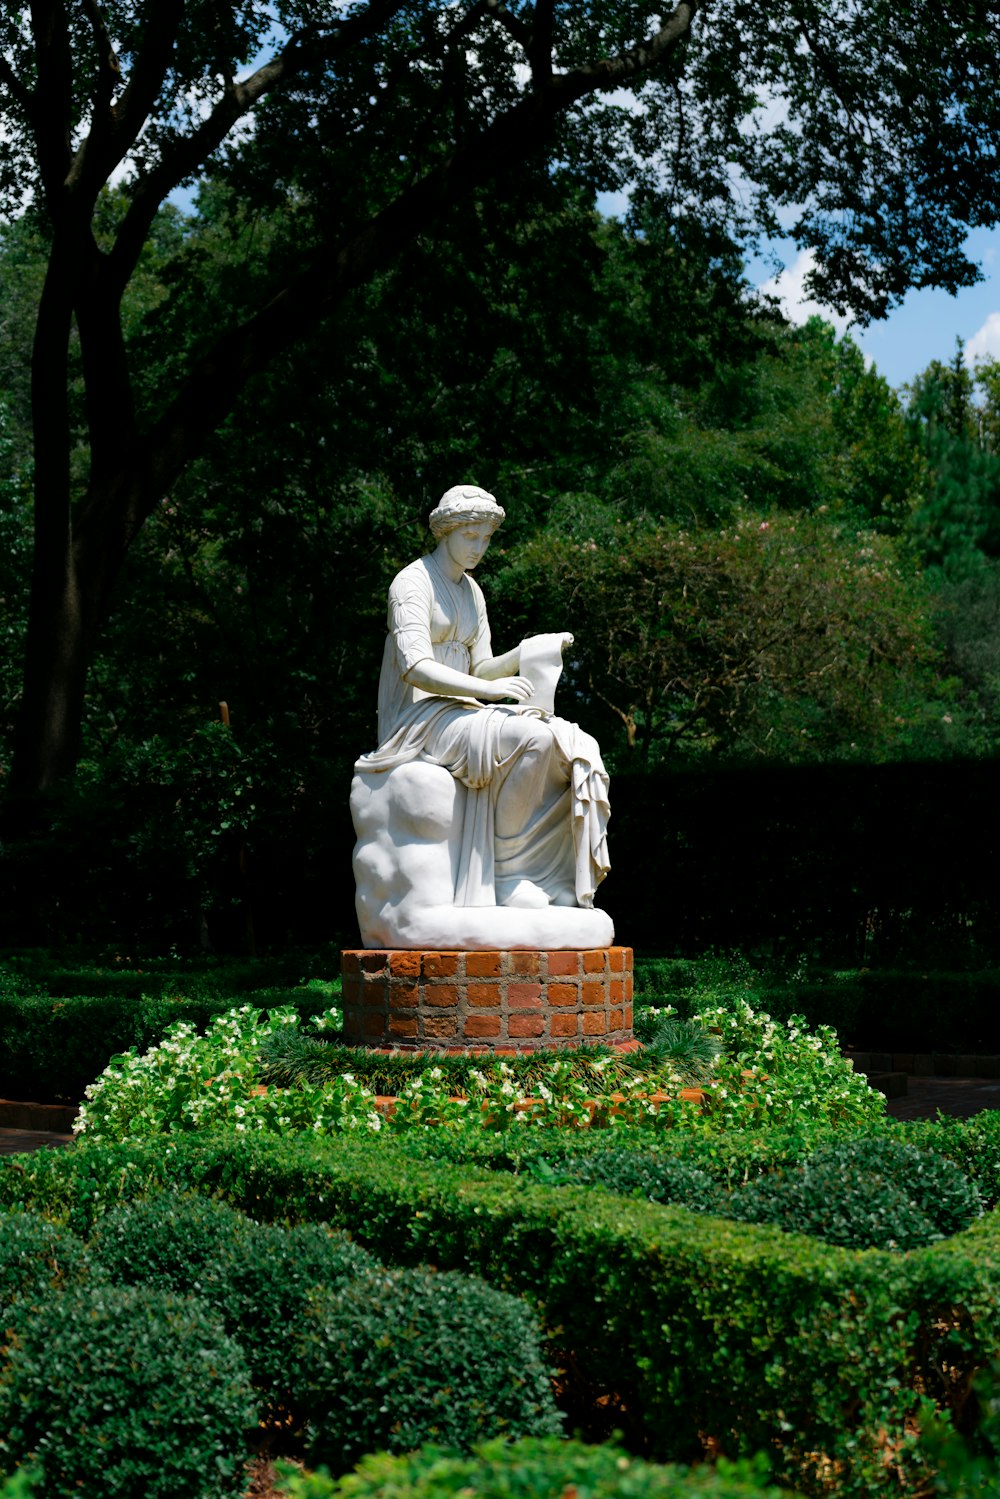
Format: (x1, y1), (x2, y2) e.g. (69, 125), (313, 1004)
(756, 247), (851, 336)
(964, 312), (1000, 366)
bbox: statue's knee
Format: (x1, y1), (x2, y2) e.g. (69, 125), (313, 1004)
(502, 718), (551, 760)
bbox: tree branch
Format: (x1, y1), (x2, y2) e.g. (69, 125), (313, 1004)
(554, 0), (695, 95)
(105, 0), (411, 298)
(106, 0), (185, 163)
(483, 0), (532, 54)
(79, 0), (698, 570)
(80, 0), (120, 126)
(527, 0), (554, 84)
(28, 0), (74, 204)
(0, 54), (35, 117)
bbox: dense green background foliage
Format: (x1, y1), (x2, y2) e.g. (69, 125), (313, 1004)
(2, 3), (1000, 953)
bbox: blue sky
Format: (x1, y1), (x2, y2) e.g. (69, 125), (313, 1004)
(749, 226), (1000, 395)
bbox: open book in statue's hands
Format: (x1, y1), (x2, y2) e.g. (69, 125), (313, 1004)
(518, 632), (574, 715)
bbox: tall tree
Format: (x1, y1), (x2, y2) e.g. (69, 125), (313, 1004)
(1, 1), (999, 790)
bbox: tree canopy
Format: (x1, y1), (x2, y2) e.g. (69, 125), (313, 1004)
(2, 0), (1000, 790)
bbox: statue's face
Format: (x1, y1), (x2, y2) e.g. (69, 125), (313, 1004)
(443, 521), (493, 572)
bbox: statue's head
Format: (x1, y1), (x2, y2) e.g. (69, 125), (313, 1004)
(428, 485), (506, 540)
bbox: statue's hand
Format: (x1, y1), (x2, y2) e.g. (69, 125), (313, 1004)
(484, 675), (534, 703)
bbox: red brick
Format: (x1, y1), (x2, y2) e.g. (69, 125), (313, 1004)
(609, 947), (625, 973)
(508, 1013), (545, 1039)
(362, 980), (388, 1008)
(340, 951), (362, 977)
(547, 983), (579, 1007)
(508, 982), (542, 1009)
(341, 975), (362, 1005)
(362, 1012), (387, 1039)
(511, 951), (541, 975)
(389, 1015), (419, 1039)
(468, 982), (502, 1008)
(423, 952), (460, 979)
(609, 1007), (625, 1031)
(582, 981), (605, 1007)
(610, 978), (624, 1003)
(423, 1015), (459, 1039)
(625, 974), (634, 1001)
(583, 1011), (607, 1036)
(550, 1013), (579, 1038)
(389, 984), (419, 1010)
(464, 1015), (501, 1039)
(624, 1005), (633, 1029)
(583, 950), (607, 974)
(360, 952), (387, 974)
(389, 952), (421, 978)
(622, 947), (634, 968)
(547, 951), (579, 977)
(424, 984), (459, 1008)
(466, 951), (503, 978)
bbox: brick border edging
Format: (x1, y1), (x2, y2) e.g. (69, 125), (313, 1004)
(0, 1098), (79, 1132)
(846, 1050), (1000, 1079)
(341, 946), (633, 1050)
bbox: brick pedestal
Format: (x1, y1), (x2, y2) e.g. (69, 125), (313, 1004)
(341, 947), (634, 1050)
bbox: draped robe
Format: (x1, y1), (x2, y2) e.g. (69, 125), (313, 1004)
(355, 552), (610, 909)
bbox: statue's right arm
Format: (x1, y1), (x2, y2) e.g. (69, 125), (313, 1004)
(403, 658), (533, 703)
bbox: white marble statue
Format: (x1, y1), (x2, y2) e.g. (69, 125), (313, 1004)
(351, 485), (613, 950)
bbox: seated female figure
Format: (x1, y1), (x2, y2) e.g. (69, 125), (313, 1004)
(351, 486), (612, 951)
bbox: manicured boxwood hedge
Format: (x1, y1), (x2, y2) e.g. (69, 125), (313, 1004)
(0, 1282), (256, 1499)
(276, 1437), (801, 1497)
(4, 1129), (1000, 1497)
(632, 958), (1000, 1054)
(0, 988), (336, 1101)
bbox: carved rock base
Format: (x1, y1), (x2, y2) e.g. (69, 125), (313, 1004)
(341, 946), (634, 1051)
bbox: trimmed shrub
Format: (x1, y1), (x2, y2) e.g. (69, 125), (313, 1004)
(904, 1112), (1000, 1210)
(0, 1283), (255, 1499)
(277, 1438), (801, 1497)
(535, 1148), (726, 1214)
(0, 1212), (87, 1333)
(214, 1221), (378, 1395)
(290, 1266), (562, 1472)
(729, 1136), (983, 1251)
(87, 1189), (258, 1295)
(6, 1132), (1000, 1495)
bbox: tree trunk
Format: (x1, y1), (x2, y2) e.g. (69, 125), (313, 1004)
(9, 556), (92, 792)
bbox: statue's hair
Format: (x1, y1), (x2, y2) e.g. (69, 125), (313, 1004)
(428, 485), (505, 540)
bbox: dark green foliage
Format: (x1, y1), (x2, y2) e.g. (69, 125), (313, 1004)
(290, 1266), (562, 1473)
(605, 762), (1000, 964)
(729, 1137), (982, 1251)
(5, 1131), (999, 1494)
(214, 1221), (377, 1395)
(0, 972), (335, 1100)
(902, 1113), (1000, 1212)
(0, 1212), (87, 1334)
(529, 1149), (726, 1215)
(278, 1437), (801, 1497)
(0, 1283), (256, 1499)
(87, 1189), (257, 1296)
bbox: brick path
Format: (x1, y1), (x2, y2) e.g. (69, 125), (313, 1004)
(0, 1127), (74, 1155)
(885, 1077), (1000, 1123)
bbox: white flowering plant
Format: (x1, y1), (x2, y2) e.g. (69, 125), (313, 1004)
(74, 993), (882, 1144)
(687, 997), (886, 1130)
(74, 1004), (381, 1142)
